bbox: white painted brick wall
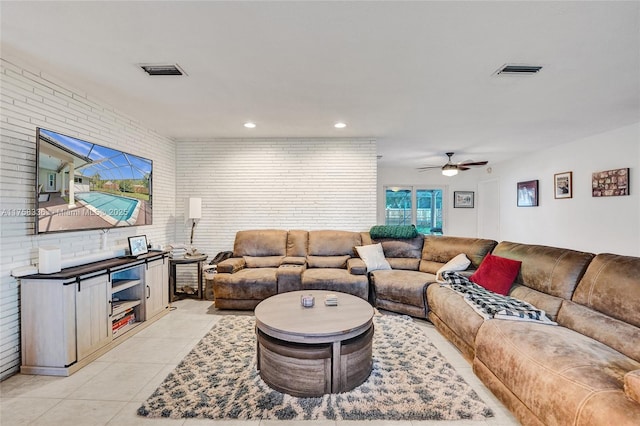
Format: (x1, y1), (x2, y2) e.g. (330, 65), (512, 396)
(175, 139), (377, 257)
(0, 57), (177, 379)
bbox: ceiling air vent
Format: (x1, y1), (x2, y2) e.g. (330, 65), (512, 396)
(495, 64), (543, 76)
(139, 64), (185, 76)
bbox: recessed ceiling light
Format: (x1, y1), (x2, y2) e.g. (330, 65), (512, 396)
(334, 122), (347, 129)
(244, 122), (256, 128)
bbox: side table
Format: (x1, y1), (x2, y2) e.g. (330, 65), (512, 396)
(169, 254), (207, 301)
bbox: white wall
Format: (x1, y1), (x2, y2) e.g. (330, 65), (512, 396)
(175, 138), (377, 256)
(0, 57), (177, 379)
(379, 123), (640, 256)
(494, 123), (639, 256)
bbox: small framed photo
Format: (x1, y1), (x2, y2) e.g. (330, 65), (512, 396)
(128, 235), (149, 257)
(517, 180), (539, 207)
(554, 171), (573, 199)
(453, 191), (474, 208)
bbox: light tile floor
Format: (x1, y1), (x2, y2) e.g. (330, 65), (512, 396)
(0, 299), (519, 426)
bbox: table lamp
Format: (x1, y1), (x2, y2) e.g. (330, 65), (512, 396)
(187, 197), (202, 254)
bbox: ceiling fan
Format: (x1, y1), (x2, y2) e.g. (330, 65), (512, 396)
(417, 152), (488, 176)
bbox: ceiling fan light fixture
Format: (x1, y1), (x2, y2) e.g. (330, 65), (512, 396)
(442, 164), (458, 177)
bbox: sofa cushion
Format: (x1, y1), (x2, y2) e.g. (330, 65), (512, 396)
(420, 236), (497, 273)
(475, 319), (640, 426)
(233, 229), (287, 257)
(492, 241), (594, 300)
(355, 243), (391, 272)
(435, 253), (471, 282)
(213, 268), (278, 300)
(558, 253), (640, 363)
(625, 370), (640, 404)
(308, 230), (361, 256)
(286, 230), (308, 257)
(508, 284), (565, 321)
(387, 257), (421, 270)
(374, 235), (424, 258)
(476, 321), (640, 425)
(301, 268), (368, 300)
(558, 300), (640, 363)
(469, 254), (521, 295)
(243, 255), (285, 268)
(282, 256), (306, 265)
(370, 269), (432, 309)
(307, 255), (350, 269)
(427, 284), (485, 359)
(571, 253), (640, 328)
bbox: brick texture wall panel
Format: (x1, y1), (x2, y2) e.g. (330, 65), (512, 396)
(175, 138), (377, 257)
(0, 58), (177, 379)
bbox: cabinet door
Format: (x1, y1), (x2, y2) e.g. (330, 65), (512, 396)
(75, 275), (111, 360)
(146, 257), (168, 319)
(21, 279), (77, 369)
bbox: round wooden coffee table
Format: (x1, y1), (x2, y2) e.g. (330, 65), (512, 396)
(254, 290), (374, 397)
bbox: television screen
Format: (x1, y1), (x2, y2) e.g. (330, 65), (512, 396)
(36, 128), (152, 234)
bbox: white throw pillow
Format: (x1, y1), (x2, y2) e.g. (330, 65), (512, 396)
(355, 243), (392, 272)
(436, 253), (471, 283)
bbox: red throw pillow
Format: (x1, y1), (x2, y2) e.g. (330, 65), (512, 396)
(469, 254), (522, 295)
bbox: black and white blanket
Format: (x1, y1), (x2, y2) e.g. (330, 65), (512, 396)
(441, 271), (557, 325)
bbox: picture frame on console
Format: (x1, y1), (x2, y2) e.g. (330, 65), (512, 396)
(554, 171), (573, 199)
(517, 180), (539, 207)
(453, 191), (474, 208)
(128, 235), (149, 257)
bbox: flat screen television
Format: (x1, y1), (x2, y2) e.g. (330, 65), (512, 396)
(36, 128), (152, 234)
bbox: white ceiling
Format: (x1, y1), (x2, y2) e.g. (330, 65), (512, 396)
(1, 1), (639, 168)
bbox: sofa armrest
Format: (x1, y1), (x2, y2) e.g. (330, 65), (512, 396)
(281, 256), (306, 266)
(347, 258), (367, 275)
(277, 263), (306, 293)
(216, 257), (245, 273)
(625, 370), (640, 404)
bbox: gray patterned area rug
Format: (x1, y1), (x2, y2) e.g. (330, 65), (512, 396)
(138, 315), (494, 421)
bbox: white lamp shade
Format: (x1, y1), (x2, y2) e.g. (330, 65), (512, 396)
(442, 164), (459, 176)
(187, 197), (202, 219)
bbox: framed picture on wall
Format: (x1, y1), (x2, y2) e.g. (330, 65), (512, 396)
(592, 168), (629, 197)
(554, 171), (573, 199)
(517, 180), (539, 207)
(453, 191), (474, 208)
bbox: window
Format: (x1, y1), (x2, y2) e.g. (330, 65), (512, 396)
(384, 188), (412, 226)
(385, 187), (444, 234)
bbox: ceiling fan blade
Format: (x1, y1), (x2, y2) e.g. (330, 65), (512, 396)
(458, 166), (471, 171)
(416, 165), (442, 170)
(458, 160), (488, 167)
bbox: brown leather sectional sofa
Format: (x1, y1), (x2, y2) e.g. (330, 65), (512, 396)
(213, 229), (640, 425)
(213, 230), (370, 309)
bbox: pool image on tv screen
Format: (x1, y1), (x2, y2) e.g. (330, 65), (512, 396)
(36, 128), (152, 234)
